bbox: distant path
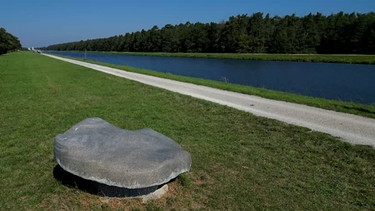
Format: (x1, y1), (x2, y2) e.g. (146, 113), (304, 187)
(44, 54), (375, 147)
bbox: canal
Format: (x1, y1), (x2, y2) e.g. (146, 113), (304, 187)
(48, 51), (375, 104)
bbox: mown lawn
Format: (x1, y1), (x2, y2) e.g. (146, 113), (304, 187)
(1, 51), (374, 210)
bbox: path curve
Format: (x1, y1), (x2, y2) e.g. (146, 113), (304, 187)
(44, 54), (375, 147)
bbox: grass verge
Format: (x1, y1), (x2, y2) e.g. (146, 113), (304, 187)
(1, 51), (374, 210)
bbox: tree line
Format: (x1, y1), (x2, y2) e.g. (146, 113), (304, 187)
(45, 12), (375, 54)
(0, 28), (22, 55)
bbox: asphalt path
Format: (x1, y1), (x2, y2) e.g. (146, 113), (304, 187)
(44, 54), (375, 147)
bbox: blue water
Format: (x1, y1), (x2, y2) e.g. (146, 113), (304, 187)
(47, 51), (375, 104)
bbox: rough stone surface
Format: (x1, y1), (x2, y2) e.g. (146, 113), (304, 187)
(54, 117), (191, 189)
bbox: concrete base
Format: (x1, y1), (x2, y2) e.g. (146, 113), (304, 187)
(53, 165), (168, 198)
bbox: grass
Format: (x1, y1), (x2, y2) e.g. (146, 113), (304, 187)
(108, 51), (375, 64)
(77, 58), (375, 119)
(1, 51), (375, 210)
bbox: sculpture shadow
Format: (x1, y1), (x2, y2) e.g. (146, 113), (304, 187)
(53, 165), (162, 197)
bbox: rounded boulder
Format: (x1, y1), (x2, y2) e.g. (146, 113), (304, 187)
(54, 117), (192, 189)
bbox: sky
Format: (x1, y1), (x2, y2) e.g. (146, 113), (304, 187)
(1, 0), (374, 48)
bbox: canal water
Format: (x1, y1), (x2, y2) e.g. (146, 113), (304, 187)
(47, 51), (375, 104)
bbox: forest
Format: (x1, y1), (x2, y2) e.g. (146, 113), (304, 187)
(0, 28), (21, 55)
(45, 12), (375, 54)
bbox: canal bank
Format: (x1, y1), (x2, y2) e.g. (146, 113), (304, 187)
(44, 53), (375, 147)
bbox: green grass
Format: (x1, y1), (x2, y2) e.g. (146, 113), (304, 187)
(79, 58), (375, 119)
(109, 51), (375, 64)
(1, 51), (375, 210)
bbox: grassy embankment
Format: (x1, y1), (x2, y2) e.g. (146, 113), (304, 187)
(1, 51), (375, 210)
(111, 51), (375, 64)
(77, 55), (375, 119)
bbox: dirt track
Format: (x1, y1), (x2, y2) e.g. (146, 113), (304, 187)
(44, 54), (375, 147)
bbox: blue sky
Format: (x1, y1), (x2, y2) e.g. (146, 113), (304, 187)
(1, 0), (374, 48)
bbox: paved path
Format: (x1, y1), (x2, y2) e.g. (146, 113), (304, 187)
(44, 54), (375, 147)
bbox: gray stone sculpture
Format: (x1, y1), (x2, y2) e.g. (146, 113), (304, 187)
(54, 117), (191, 192)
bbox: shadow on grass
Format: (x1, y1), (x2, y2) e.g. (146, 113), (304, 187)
(53, 165), (162, 197)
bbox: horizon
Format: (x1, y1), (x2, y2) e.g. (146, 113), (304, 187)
(1, 0), (375, 48)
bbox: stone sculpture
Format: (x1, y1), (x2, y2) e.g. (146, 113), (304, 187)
(54, 117), (191, 196)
